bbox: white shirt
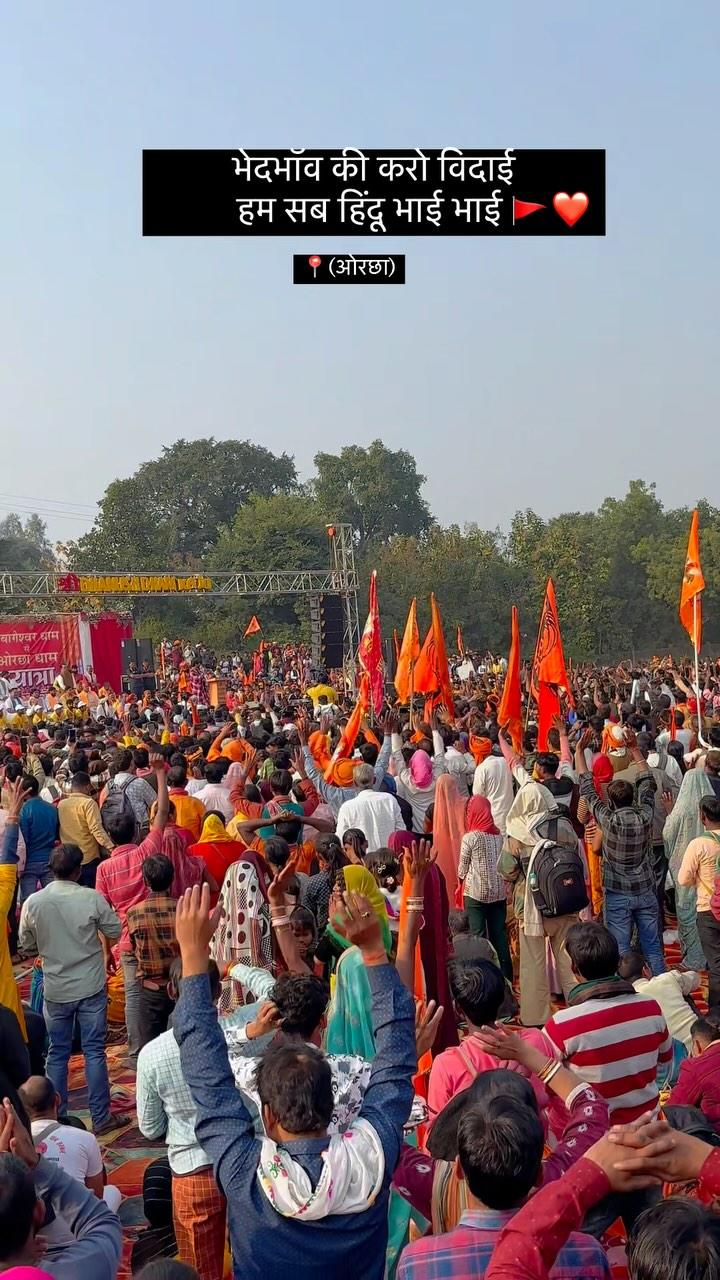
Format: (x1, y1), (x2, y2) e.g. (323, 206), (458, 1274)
(472, 755), (514, 834)
(31, 1119), (104, 1182)
(444, 747), (475, 792)
(633, 971), (699, 1050)
(194, 782), (235, 823)
(335, 789), (404, 851)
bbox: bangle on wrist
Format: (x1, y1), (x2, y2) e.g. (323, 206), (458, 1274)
(271, 916), (290, 929)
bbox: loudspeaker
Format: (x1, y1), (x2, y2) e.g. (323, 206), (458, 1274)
(309, 595), (323, 667)
(320, 595), (344, 669)
(137, 638), (155, 670)
(121, 638), (138, 675)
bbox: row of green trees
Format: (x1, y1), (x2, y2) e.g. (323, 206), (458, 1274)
(4, 438), (720, 659)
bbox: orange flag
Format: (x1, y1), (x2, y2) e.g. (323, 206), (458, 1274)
(395, 598), (420, 704)
(679, 508), (705, 651)
(244, 615), (262, 637)
(414, 593), (455, 718)
(532, 579), (572, 750)
(324, 672), (370, 781)
(358, 570), (384, 715)
(456, 624), (465, 656)
(497, 605), (522, 753)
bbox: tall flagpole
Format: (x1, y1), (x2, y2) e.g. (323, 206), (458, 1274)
(409, 659), (415, 731)
(694, 594), (709, 747)
(525, 605), (544, 732)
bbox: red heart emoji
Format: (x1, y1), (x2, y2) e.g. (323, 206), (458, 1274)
(553, 192), (589, 227)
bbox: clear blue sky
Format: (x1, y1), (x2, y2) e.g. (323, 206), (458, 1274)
(2, 1), (718, 546)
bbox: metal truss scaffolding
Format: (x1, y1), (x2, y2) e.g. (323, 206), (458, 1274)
(0, 524), (362, 669)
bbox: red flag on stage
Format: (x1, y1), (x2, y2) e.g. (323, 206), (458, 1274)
(358, 570), (384, 715)
(531, 579), (572, 750)
(497, 605), (522, 753)
(395, 598), (420, 704)
(324, 672), (370, 781)
(244, 615), (262, 637)
(679, 508), (705, 652)
(414, 593), (455, 718)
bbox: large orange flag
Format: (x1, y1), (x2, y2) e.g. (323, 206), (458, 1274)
(358, 569), (384, 715)
(679, 508), (705, 651)
(497, 605), (522, 752)
(414, 593), (455, 718)
(532, 579), (572, 750)
(244, 615), (262, 637)
(395, 598), (420, 704)
(324, 672), (370, 781)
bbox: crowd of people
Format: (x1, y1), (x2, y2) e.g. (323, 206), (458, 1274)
(2, 642), (720, 1279)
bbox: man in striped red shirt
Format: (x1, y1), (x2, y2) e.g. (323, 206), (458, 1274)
(543, 921), (672, 1124)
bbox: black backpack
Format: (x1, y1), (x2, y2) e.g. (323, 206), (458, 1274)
(530, 818), (589, 918)
(101, 776), (136, 838)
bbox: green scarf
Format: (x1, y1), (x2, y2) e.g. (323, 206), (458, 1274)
(567, 973), (636, 1007)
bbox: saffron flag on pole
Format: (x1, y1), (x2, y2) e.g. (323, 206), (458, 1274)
(324, 672), (370, 781)
(414, 594), (455, 718)
(456, 624), (465, 657)
(358, 569), (384, 715)
(531, 579), (572, 750)
(395, 598), (420, 704)
(244, 615), (262, 637)
(679, 508), (705, 651)
(497, 605), (522, 753)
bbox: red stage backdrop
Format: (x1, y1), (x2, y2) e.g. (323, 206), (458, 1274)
(0, 613), (132, 693)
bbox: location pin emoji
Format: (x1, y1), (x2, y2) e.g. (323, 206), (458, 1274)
(308, 255), (322, 280)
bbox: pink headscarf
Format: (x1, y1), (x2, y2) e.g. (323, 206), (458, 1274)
(225, 762), (246, 788)
(3, 1270), (54, 1279)
(409, 749), (433, 788)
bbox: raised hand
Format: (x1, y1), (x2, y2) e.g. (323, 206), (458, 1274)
(246, 1001), (283, 1041)
(608, 1115), (711, 1184)
(333, 891), (384, 958)
(0, 1098), (39, 1169)
(4, 777), (31, 824)
(415, 1000), (444, 1059)
(268, 855), (299, 908)
(473, 1023), (530, 1064)
(403, 838), (437, 891)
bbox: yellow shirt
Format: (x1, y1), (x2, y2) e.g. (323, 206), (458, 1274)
(58, 794), (115, 865)
(306, 683), (337, 708)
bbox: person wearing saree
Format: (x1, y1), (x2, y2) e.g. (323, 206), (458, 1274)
(388, 831), (457, 1057)
(188, 812), (244, 894)
(210, 852), (272, 1014)
(458, 797), (511, 980)
(663, 758), (716, 971)
(431, 774), (466, 897)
